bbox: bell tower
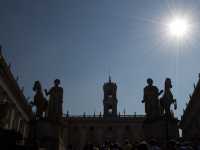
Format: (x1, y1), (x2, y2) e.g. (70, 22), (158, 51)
(103, 76), (118, 118)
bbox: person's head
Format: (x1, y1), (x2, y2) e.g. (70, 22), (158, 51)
(149, 139), (158, 146)
(54, 79), (60, 86)
(137, 141), (149, 150)
(165, 78), (172, 89)
(167, 139), (176, 150)
(147, 78), (153, 86)
(67, 144), (73, 150)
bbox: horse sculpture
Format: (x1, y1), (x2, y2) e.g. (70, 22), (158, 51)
(32, 81), (48, 118)
(160, 78), (177, 116)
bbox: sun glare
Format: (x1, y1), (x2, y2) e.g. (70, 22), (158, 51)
(168, 17), (189, 39)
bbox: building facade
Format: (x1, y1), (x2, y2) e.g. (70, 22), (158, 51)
(180, 74), (200, 139)
(64, 77), (145, 149)
(64, 115), (145, 149)
(0, 48), (33, 148)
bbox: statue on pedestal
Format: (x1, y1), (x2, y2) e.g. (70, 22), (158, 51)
(142, 78), (163, 118)
(32, 81), (48, 119)
(45, 79), (63, 121)
(142, 78), (179, 140)
(160, 78), (177, 117)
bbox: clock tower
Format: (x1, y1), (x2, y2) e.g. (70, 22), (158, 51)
(103, 76), (118, 118)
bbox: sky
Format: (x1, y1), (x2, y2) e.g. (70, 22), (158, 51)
(1, 0), (200, 118)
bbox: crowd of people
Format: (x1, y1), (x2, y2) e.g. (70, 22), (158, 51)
(67, 138), (200, 150)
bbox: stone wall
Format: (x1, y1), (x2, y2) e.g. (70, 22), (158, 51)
(64, 115), (145, 149)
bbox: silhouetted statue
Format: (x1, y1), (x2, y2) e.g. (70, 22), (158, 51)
(32, 81), (48, 118)
(45, 79), (63, 120)
(160, 78), (177, 116)
(142, 78), (163, 118)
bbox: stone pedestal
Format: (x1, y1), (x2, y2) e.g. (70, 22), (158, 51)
(143, 116), (179, 141)
(32, 119), (65, 150)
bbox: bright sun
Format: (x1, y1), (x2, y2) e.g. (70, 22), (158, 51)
(168, 17), (189, 38)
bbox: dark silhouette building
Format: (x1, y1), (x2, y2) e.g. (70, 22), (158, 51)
(0, 47), (33, 148)
(180, 74), (200, 139)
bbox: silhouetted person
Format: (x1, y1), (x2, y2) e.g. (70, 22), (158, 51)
(149, 139), (161, 150)
(137, 141), (149, 150)
(67, 144), (73, 150)
(122, 139), (132, 150)
(167, 140), (176, 150)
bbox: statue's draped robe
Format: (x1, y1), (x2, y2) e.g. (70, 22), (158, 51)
(47, 86), (63, 120)
(143, 85), (160, 117)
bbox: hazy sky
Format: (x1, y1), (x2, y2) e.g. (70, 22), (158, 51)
(1, 0), (200, 118)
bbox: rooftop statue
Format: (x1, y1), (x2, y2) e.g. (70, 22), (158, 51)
(32, 81), (48, 119)
(160, 78), (177, 117)
(45, 79), (63, 121)
(142, 78), (163, 118)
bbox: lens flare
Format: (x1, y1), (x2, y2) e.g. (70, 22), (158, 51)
(168, 17), (189, 38)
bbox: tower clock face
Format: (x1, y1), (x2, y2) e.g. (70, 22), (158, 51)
(108, 95), (113, 98)
(108, 108), (113, 113)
